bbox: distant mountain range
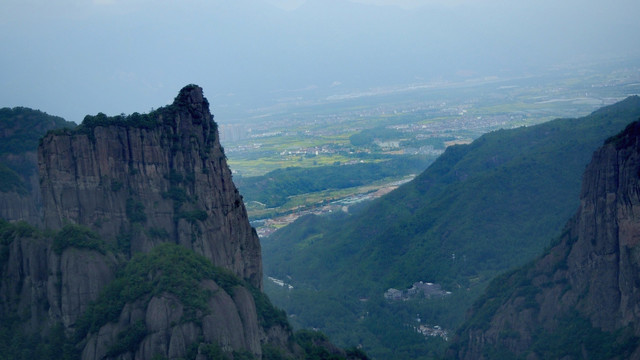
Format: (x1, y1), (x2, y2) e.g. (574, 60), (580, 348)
(263, 96), (640, 358)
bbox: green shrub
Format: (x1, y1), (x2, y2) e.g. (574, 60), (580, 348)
(147, 227), (170, 239)
(200, 343), (229, 360)
(0, 220), (40, 271)
(0, 219), (37, 240)
(52, 223), (105, 254)
(179, 209), (208, 224)
(250, 287), (290, 331)
(117, 227), (132, 254)
(111, 180), (123, 192)
(163, 186), (189, 209)
(77, 111), (161, 134)
(126, 198), (147, 223)
(74, 244), (245, 340)
(105, 320), (148, 358)
(294, 330), (344, 360)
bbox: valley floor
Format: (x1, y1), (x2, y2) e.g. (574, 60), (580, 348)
(252, 175), (415, 237)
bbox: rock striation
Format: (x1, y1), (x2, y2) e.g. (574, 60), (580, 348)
(450, 120), (640, 359)
(0, 85), (309, 360)
(38, 85), (261, 287)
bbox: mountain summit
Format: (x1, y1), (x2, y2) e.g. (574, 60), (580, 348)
(39, 84), (261, 287)
(1, 85), (364, 360)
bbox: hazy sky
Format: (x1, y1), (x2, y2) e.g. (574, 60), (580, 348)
(1, 0), (639, 123)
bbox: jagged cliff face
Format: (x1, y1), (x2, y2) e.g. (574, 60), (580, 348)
(38, 85), (261, 287)
(0, 227), (293, 360)
(0, 230), (117, 330)
(451, 120), (640, 359)
(0, 86), (300, 360)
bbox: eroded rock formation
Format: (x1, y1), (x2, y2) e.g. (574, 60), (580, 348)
(0, 85), (299, 360)
(38, 85), (261, 287)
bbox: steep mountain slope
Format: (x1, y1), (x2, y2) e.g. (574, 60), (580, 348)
(262, 96), (640, 357)
(39, 85), (261, 286)
(0, 85), (360, 360)
(0, 107), (74, 224)
(450, 120), (640, 359)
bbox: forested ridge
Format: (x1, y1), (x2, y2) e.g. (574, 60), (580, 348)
(263, 96), (640, 359)
(235, 156), (429, 209)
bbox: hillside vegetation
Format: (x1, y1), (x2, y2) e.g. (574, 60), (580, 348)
(262, 96), (640, 359)
(0, 86), (369, 360)
(0, 107), (74, 191)
(448, 120), (640, 359)
(235, 156), (430, 210)
(0, 107), (73, 155)
(0, 220), (367, 360)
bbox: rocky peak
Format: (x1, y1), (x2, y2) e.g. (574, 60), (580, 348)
(1, 86), (360, 360)
(38, 84), (261, 287)
(174, 83), (208, 116)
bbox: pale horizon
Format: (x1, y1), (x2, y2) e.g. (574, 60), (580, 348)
(1, 0), (638, 123)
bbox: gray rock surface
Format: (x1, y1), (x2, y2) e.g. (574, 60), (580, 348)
(1, 86), (300, 359)
(38, 85), (261, 288)
(452, 121), (640, 359)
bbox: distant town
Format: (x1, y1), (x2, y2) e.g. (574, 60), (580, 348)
(220, 62), (639, 238)
(384, 281), (452, 301)
(386, 282), (453, 341)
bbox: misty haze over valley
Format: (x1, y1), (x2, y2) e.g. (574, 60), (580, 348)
(2, 1), (640, 359)
(2, 0), (638, 123)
